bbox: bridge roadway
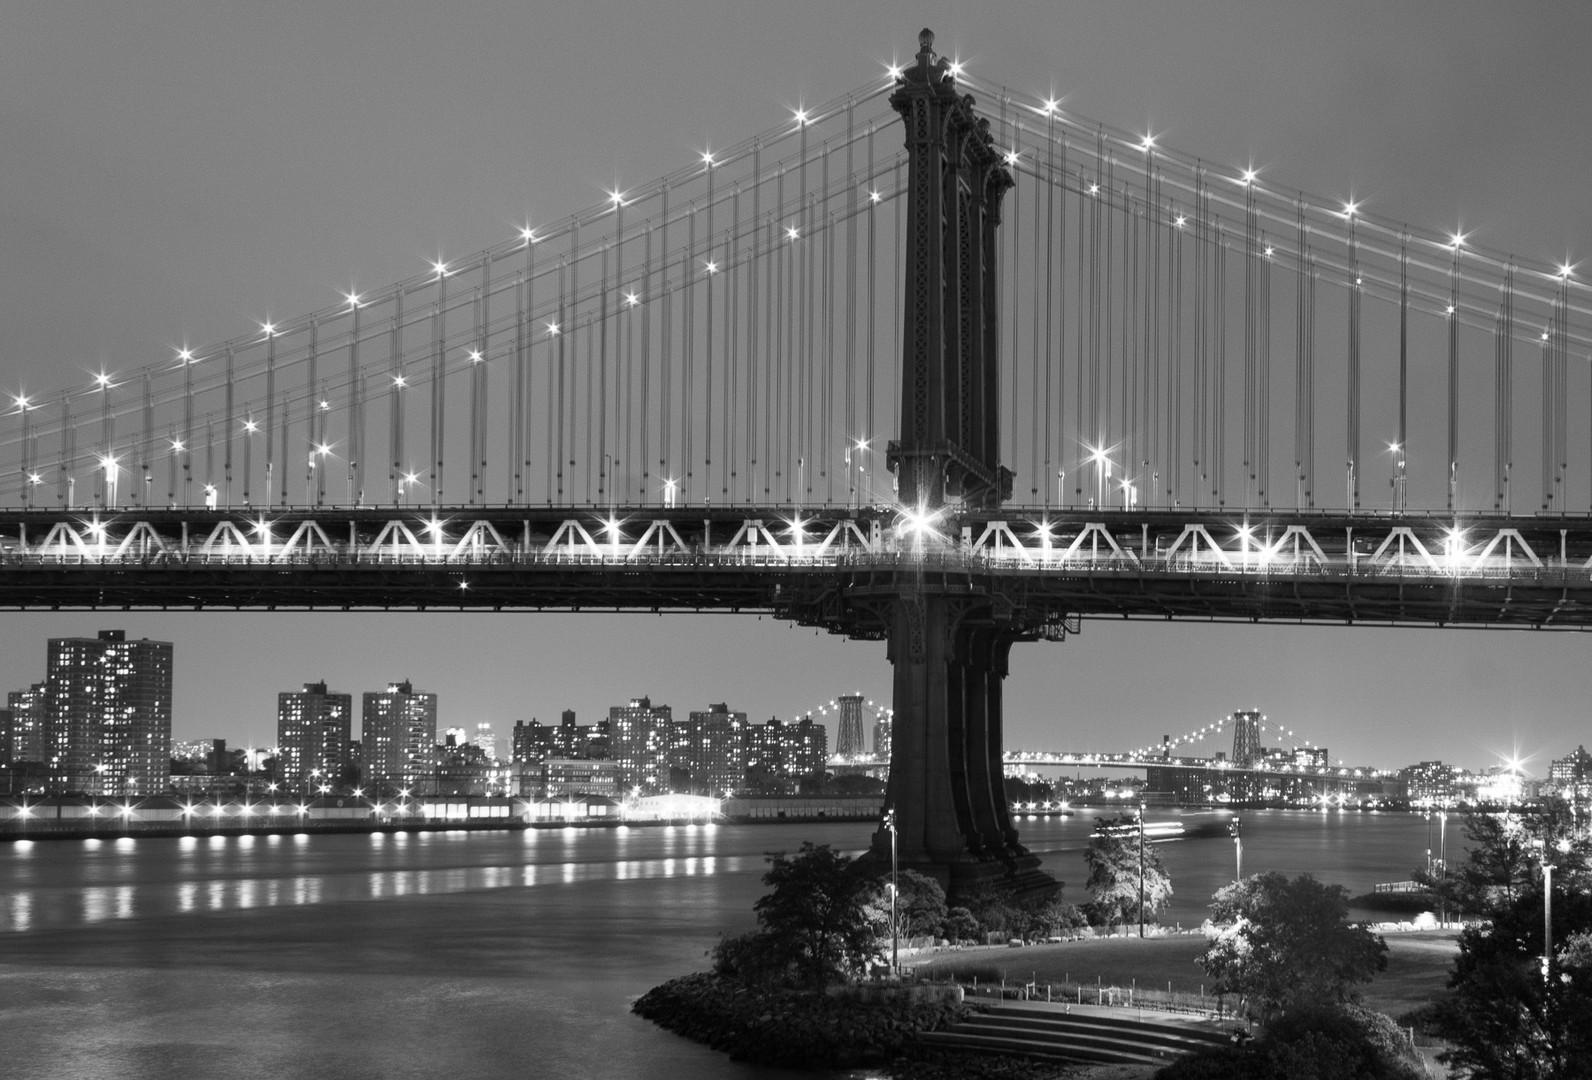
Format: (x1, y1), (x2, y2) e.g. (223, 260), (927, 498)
(6, 504), (1592, 630)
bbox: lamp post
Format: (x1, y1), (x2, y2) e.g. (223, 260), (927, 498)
(883, 808), (898, 974)
(1535, 837), (1572, 984)
(1138, 801), (1147, 938)
(1230, 815), (1243, 880)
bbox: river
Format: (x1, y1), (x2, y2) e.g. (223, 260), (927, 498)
(0, 810), (1443, 1079)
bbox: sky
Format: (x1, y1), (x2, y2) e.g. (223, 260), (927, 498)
(3, 1), (1591, 773)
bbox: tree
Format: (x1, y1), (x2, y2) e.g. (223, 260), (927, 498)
(891, 869), (948, 940)
(1436, 880), (1592, 1079)
(1084, 814), (1172, 931)
(943, 906), (980, 944)
(1422, 806), (1592, 919)
(1198, 872), (1387, 1016)
(752, 842), (884, 988)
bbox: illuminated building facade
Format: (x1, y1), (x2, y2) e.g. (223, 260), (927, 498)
(1400, 760), (1460, 805)
(362, 681), (437, 794)
(45, 630), (173, 795)
(674, 703), (748, 795)
(873, 711), (892, 758)
(609, 696), (673, 794)
(747, 715), (829, 787)
(1549, 745), (1592, 801)
(277, 681), (353, 793)
(6, 683), (46, 766)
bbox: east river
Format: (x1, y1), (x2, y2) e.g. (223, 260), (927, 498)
(0, 810), (1446, 1080)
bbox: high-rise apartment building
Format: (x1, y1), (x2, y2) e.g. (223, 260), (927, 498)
(6, 683), (47, 764)
(747, 714), (828, 784)
(675, 703), (748, 795)
(277, 681), (353, 792)
(45, 630), (173, 795)
(873, 710), (892, 759)
(362, 680), (437, 794)
(609, 696), (672, 794)
(835, 694), (866, 757)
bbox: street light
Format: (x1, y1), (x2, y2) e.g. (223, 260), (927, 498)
(883, 808), (899, 974)
(1229, 815), (1243, 880)
(1138, 801), (1147, 938)
(1534, 837), (1572, 984)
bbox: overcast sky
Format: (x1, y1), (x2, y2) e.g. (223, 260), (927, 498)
(3, 1), (1591, 773)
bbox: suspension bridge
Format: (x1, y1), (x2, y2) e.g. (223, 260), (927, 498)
(4, 30), (1591, 897)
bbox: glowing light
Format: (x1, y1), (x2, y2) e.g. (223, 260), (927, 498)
(868, 189), (882, 204)
(177, 348), (194, 362)
(701, 150), (715, 166)
(11, 394), (28, 410)
(1042, 97), (1061, 115)
(704, 260), (719, 274)
(546, 321), (560, 336)
(624, 291), (640, 307)
(1175, 215), (1187, 229)
(1559, 261), (1576, 280)
(520, 225), (537, 243)
(94, 372), (112, 388)
(792, 108), (809, 127)
(345, 291), (362, 308)
(170, 439), (185, 452)
(99, 454), (117, 471)
(243, 419), (259, 433)
(431, 260), (449, 277)
(1240, 167), (1258, 186)
(1088, 183), (1100, 196)
(786, 225), (800, 241)
(608, 189), (625, 208)
(425, 519), (443, 534)
(468, 349), (483, 363)
(946, 59), (964, 78)
(314, 443), (332, 457)
(392, 375), (407, 389)
(885, 62), (903, 80)
(319, 400), (330, 410)
(27, 472), (41, 486)
(1449, 231), (1467, 250)
(1341, 199), (1359, 218)
(1542, 330), (1551, 341)
(1264, 246), (1274, 257)
(1140, 133), (1156, 151)
(1446, 304), (1457, 315)
(898, 503), (943, 540)
(1004, 150), (1020, 166)
(403, 471), (421, 486)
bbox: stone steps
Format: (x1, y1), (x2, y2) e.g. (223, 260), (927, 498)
(922, 1002), (1234, 1066)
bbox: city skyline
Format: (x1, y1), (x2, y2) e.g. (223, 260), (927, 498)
(0, 616), (1578, 775)
(4, 3), (1592, 776)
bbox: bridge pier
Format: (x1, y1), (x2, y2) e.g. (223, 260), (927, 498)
(870, 592), (1058, 903)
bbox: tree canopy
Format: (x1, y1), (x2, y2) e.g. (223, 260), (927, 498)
(1084, 813), (1173, 930)
(749, 842), (884, 988)
(1198, 871), (1387, 1014)
(1430, 806), (1592, 1079)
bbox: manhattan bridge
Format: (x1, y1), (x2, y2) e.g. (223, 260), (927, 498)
(5, 30), (1591, 897)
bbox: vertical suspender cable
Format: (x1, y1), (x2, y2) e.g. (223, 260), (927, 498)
(1193, 169), (1205, 501)
(641, 216), (653, 501)
(599, 243), (611, 502)
(704, 164), (715, 500)
(350, 304), (363, 505)
(431, 270), (446, 507)
(264, 330), (275, 506)
(730, 182), (742, 502)
(660, 184), (671, 495)
(1170, 199), (1182, 505)
(1214, 221), (1227, 506)
(1295, 204), (1307, 509)
(1260, 232), (1270, 507)
(748, 146), (761, 503)
(1347, 214), (1361, 510)
(1447, 243), (1459, 511)
(1243, 180), (1256, 507)
(1399, 236), (1409, 513)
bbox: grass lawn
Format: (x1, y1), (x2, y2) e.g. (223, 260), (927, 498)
(911, 930), (1460, 1019)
